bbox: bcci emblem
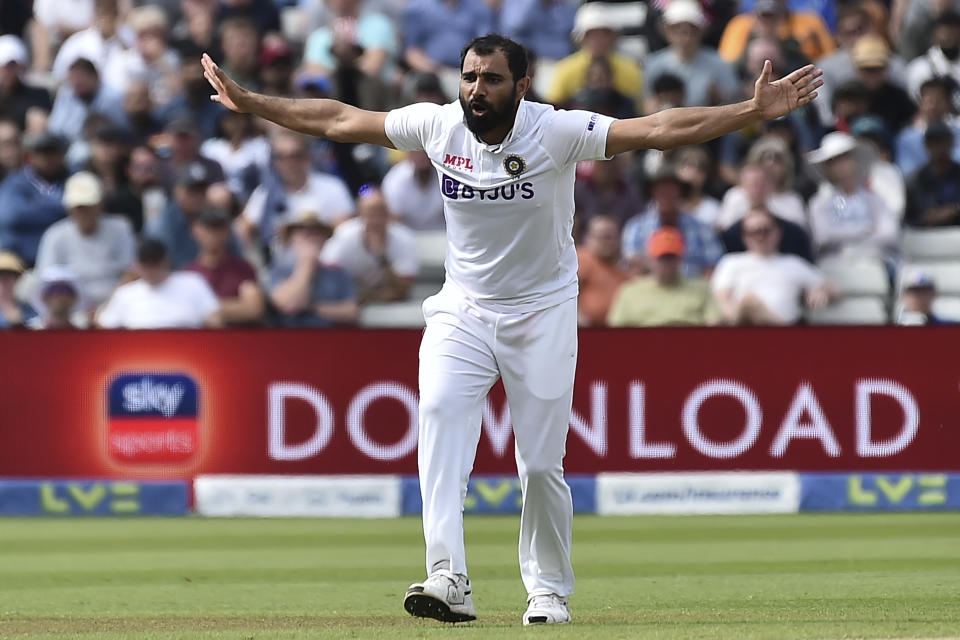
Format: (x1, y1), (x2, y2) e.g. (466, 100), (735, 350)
(503, 154), (526, 178)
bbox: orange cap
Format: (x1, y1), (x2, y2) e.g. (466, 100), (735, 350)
(647, 227), (685, 257)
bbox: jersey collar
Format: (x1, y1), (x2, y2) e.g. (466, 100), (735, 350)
(470, 99), (527, 154)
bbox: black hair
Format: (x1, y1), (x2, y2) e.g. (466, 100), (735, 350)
(460, 33), (529, 82)
(68, 57), (99, 76)
(652, 73), (686, 96)
(919, 76), (956, 99)
(934, 10), (960, 29)
(138, 238), (167, 264)
(832, 80), (869, 108)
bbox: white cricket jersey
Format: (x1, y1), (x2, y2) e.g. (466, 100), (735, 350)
(385, 100), (614, 313)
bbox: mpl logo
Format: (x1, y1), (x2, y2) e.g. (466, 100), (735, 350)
(443, 153), (474, 171)
(107, 373), (200, 464)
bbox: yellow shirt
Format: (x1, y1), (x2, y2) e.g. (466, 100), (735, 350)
(607, 276), (719, 327)
(718, 13), (836, 63)
(546, 50), (643, 109)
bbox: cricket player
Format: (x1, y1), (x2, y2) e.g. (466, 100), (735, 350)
(202, 34), (820, 626)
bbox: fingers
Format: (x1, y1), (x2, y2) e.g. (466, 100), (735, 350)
(785, 63), (817, 83)
(759, 59), (773, 84)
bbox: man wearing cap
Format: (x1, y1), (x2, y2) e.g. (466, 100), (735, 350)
(850, 35), (916, 134)
(269, 211), (358, 327)
(713, 206), (834, 325)
(322, 185), (418, 303)
(0, 250), (34, 329)
(184, 208), (265, 325)
(259, 39), (296, 97)
(719, 0), (834, 63)
(609, 227), (718, 326)
(47, 57), (125, 142)
(0, 34), (53, 130)
(807, 131), (899, 260)
(97, 238), (223, 329)
(898, 270), (956, 325)
(575, 215), (629, 327)
(28, 265), (81, 330)
(161, 115), (227, 190)
(0, 132), (68, 267)
(644, 0), (739, 108)
(547, 3), (643, 109)
(35, 171), (136, 313)
(906, 120), (960, 227)
(622, 164), (724, 278)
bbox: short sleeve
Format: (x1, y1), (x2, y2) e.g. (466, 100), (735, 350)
(189, 275), (221, 319)
(384, 102), (443, 152)
(543, 109), (616, 167)
(97, 288), (127, 328)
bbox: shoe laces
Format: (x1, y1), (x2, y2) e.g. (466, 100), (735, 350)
(529, 593), (566, 609)
(426, 569), (465, 587)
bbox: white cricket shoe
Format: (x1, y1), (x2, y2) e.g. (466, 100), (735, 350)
(522, 593), (571, 625)
(403, 569), (477, 623)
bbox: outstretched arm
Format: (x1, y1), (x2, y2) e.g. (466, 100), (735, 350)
(605, 61), (822, 156)
(201, 54), (393, 147)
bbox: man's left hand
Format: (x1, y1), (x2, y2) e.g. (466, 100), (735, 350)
(752, 60), (823, 120)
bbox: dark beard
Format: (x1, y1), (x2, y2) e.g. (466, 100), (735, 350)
(941, 44), (960, 61)
(460, 86), (519, 136)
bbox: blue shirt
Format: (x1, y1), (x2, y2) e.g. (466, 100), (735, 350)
(48, 85), (126, 141)
(403, 0), (494, 68)
(269, 257), (356, 328)
(305, 12), (398, 79)
(144, 201), (242, 270)
(499, 0), (577, 60)
(0, 168), (67, 267)
(622, 209), (724, 277)
(894, 123), (960, 177)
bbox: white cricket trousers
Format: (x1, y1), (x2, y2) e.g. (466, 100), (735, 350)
(417, 281), (577, 598)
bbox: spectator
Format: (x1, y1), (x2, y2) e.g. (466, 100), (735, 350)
(402, 0), (494, 72)
(51, 0), (133, 83)
(382, 150), (445, 232)
(146, 162), (223, 268)
(322, 186), (418, 303)
(269, 212), (358, 327)
(122, 81), (164, 146)
(28, 265), (82, 330)
(829, 79), (872, 133)
(0, 132), (68, 266)
(897, 269), (956, 324)
(905, 121), (960, 227)
(712, 206), (835, 325)
(239, 131), (354, 251)
(608, 227), (719, 327)
(574, 154), (640, 239)
(576, 215), (630, 327)
(107, 145), (167, 234)
(159, 115), (226, 191)
(762, 116), (819, 199)
(29, 0), (95, 72)
(162, 49), (225, 140)
(807, 132), (900, 260)
(35, 171), (136, 313)
(0, 35), (53, 130)
(895, 0), (960, 62)
(200, 110), (270, 202)
(644, 0), (739, 107)
(622, 165), (723, 277)
(907, 10), (960, 98)
(97, 238), (222, 329)
(815, 2), (909, 127)
(0, 250), (34, 328)
(47, 57), (126, 142)
(83, 124), (129, 197)
(304, 0), (398, 80)
(850, 115), (907, 222)
(676, 146), (722, 228)
(0, 119), (22, 182)
(184, 208), (265, 325)
(718, 0), (834, 63)
(216, 0), (281, 36)
(499, 0), (578, 61)
(895, 77), (960, 176)
(646, 72), (686, 113)
(718, 159), (807, 230)
(218, 17), (261, 91)
(566, 55), (637, 120)
(851, 35), (918, 134)
(103, 5), (181, 108)
(259, 39), (297, 97)
(547, 4), (643, 109)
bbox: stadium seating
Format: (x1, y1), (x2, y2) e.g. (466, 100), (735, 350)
(819, 257), (889, 297)
(415, 232), (447, 282)
(897, 262), (960, 295)
(808, 297), (888, 325)
(901, 228), (960, 262)
(359, 301), (426, 328)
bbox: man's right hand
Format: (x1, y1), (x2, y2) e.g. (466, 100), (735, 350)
(202, 53), (247, 113)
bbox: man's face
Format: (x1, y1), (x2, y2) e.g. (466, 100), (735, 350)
(934, 24), (960, 57)
(44, 286), (77, 315)
(857, 65), (888, 91)
(926, 137), (954, 163)
(139, 260), (171, 286)
(70, 204), (101, 235)
(171, 130), (199, 160)
(741, 166), (771, 204)
(651, 180), (682, 217)
(128, 147), (159, 186)
(222, 25), (259, 70)
(824, 152), (859, 187)
(919, 86), (951, 120)
(665, 22), (701, 51)
(192, 222), (230, 251)
(903, 288), (936, 314)
(742, 213), (781, 255)
(290, 226), (328, 252)
(124, 81), (152, 117)
(0, 61), (22, 91)
(272, 138), (310, 185)
(459, 49), (522, 136)
(174, 184), (207, 216)
(584, 218), (620, 261)
(835, 14), (867, 49)
(652, 254), (681, 285)
(0, 271), (19, 297)
(95, 5), (119, 38)
(581, 28), (617, 56)
(0, 122), (22, 171)
(68, 67), (99, 101)
(29, 150), (66, 180)
(136, 28), (167, 62)
(359, 191), (390, 234)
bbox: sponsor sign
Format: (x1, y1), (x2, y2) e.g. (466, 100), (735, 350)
(0, 479), (189, 516)
(596, 472), (801, 515)
(800, 473), (960, 511)
(194, 475), (401, 517)
(400, 475), (597, 515)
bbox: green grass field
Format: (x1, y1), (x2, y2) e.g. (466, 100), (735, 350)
(1, 513), (958, 640)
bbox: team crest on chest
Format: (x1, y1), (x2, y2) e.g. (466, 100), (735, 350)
(503, 154), (526, 178)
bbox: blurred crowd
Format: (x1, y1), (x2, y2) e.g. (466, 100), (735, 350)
(0, 0), (958, 330)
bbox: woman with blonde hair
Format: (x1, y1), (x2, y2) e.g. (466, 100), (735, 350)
(718, 135), (808, 229)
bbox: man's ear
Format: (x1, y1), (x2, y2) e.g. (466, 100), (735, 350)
(517, 76), (532, 100)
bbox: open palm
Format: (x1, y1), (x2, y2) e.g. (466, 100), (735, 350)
(753, 60), (823, 120)
(201, 53), (247, 113)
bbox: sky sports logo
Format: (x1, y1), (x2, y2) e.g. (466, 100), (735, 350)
(107, 373), (200, 464)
